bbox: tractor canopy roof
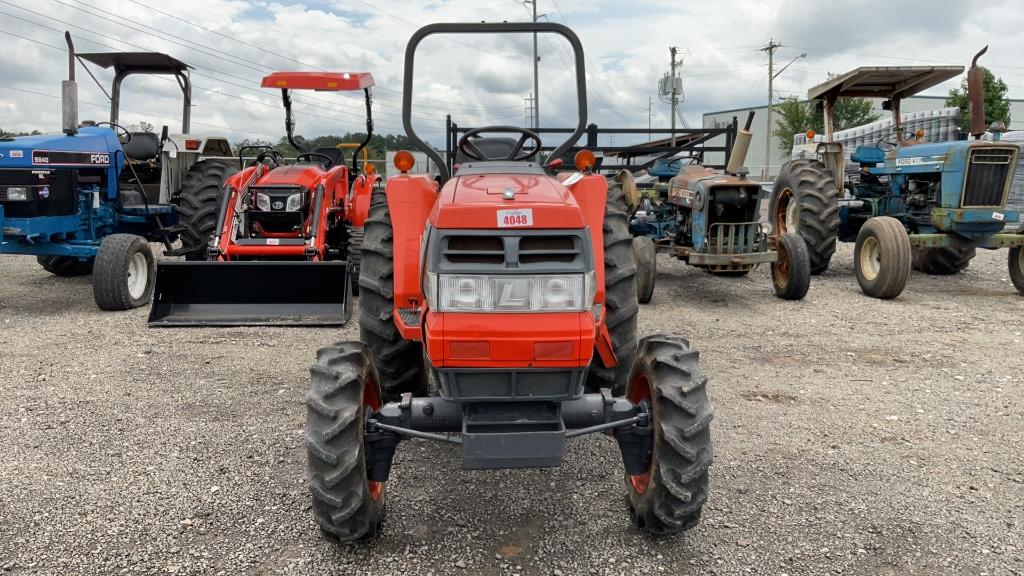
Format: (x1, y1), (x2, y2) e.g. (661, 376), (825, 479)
(77, 52), (191, 74)
(807, 66), (963, 102)
(260, 72), (375, 91)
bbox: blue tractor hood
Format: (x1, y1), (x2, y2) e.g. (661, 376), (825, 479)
(0, 127), (125, 172)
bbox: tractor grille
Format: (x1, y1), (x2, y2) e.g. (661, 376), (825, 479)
(962, 147), (1015, 207)
(436, 230), (588, 273)
(704, 221), (763, 255)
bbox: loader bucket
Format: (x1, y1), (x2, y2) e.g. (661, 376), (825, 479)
(148, 261), (352, 327)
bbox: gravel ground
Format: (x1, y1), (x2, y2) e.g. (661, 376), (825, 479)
(1, 244), (1022, 576)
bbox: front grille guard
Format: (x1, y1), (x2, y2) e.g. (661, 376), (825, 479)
(701, 221), (768, 272)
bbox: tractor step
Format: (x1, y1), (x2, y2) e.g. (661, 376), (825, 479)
(161, 245), (199, 257)
(148, 260), (351, 327)
(461, 402), (566, 470)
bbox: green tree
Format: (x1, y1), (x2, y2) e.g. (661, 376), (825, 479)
(0, 127), (42, 138)
(945, 67), (1011, 131)
(772, 94), (881, 155)
(235, 132), (420, 162)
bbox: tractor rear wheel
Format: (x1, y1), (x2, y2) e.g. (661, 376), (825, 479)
(1009, 225), (1024, 295)
(586, 179), (638, 395)
(176, 159), (238, 260)
(347, 226), (363, 297)
(854, 217), (911, 299)
(37, 255), (94, 277)
(770, 159), (840, 275)
(359, 189), (426, 399)
(307, 342), (387, 542)
(92, 234), (154, 310)
(624, 335), (713, 535)
(771, 232), (811, 300)
(633, 236), (656, 304)
(912, 245), (976, 275)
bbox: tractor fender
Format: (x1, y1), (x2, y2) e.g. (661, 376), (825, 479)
(385, 174), (438, 309)
(346, 173), (376, 227)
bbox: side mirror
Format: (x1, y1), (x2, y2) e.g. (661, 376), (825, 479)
(61, 80), (78, 135)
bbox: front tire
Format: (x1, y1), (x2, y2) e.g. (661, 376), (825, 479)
(854, 217), (911, 300)
(1009, 225), (1024, 295)
(912, 245), (976, 275)
(633, 236), (656, 304)
(176, 159), (238, 260)
(624, 335), (713, 535)
(771, 232), (811, 300)
(347, 226), (363, 297)
(770, 159), (840, 275)
(307, 342), (387, 542)
(586, 179), (639, 395)
(37, 255), (93, 277)
(92, 234), (154, 310)
(359, 189), (425, 399)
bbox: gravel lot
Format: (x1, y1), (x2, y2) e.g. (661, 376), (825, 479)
(1, 244), (1022, 576)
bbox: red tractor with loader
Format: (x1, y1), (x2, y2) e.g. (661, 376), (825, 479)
(149, 72), (380, 326)
(306, 22), (713, 541)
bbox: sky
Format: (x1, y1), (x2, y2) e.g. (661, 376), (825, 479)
(0, 0), (1022, 149)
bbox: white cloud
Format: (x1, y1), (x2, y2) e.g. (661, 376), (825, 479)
(0, 0), (1021, 146)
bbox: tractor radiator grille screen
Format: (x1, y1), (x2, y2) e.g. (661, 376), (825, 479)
(962, 148), (1015, 207)
(440, 233), (584, 271)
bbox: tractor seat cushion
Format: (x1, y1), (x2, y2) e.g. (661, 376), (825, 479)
(851, 145), (885, 166)
(300, 147), (346, 168)
(122, 132), (161, 161)
(456, 137), (521, 163)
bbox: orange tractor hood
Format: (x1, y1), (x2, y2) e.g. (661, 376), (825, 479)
(430, 173), (587, 229)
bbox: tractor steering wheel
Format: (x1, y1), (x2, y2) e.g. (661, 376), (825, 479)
(876, 136), (898, 151)
(458, 126), (542, 162)
(96, 122), (131, 144)
(296, 152), (334, 168)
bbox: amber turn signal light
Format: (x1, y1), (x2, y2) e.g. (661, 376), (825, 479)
(393, 150), (415, 173)
(574, 149), (596, 172)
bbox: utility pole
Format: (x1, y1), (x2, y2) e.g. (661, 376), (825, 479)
(523, 0), (540, 129)
(669, 46), (680, 146)
(524, 93), (534, 128)
(761, 38), (781, 180)
(648, 96), (653, 140)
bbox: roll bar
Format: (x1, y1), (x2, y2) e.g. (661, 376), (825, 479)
(403, 22), (588, 184)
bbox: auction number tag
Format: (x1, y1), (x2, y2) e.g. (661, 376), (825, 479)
(497, 208), (533, 228)
(993, 211), (1005, 221)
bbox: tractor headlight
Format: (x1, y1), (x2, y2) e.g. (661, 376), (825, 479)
(255, 192), (271, 211)
(431, 273), (590, 312)
(5, 187), (29, 201)
(285, 192), (303, 212)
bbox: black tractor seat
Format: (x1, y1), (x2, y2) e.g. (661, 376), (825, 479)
(297, 147), (346, 169)
(122, 132), (161, 161)
(455, 136), (521, 163)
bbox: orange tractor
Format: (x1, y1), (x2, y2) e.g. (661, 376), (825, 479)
(306, 22), (713, 541)
(149, 72), (380, 326)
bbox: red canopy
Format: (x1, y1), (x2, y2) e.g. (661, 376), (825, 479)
(260, 72), (375, 91)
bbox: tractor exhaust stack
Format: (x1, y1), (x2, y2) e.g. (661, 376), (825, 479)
(148, 261), (352, 327)
(968, 46), (988, 140)
(62, 32), (78, 136)
(726, 111), (755, 176)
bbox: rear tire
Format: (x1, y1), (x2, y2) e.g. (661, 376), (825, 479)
(771, 232), (811, 300)
(770, 159), (840, 275)
(854, 217), (911, 300)
(176, 159), (238, 260)
(586, 179), (639, 395)
(37, 255), (93, 277)
(307, 342), (387, 542)
(1009, 225), (1024, 295)
(359, 189), (426, 399)
(624, 335), (713, 535)
(633, 236), (656, 304)
(92, 234), (154, 310)
(347, 226), (363, 297)
(912, 245), (976, 275)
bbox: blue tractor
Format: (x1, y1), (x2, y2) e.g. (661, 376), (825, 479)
(771, 52), (1024, 298)
(0, 33), (236, 310)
